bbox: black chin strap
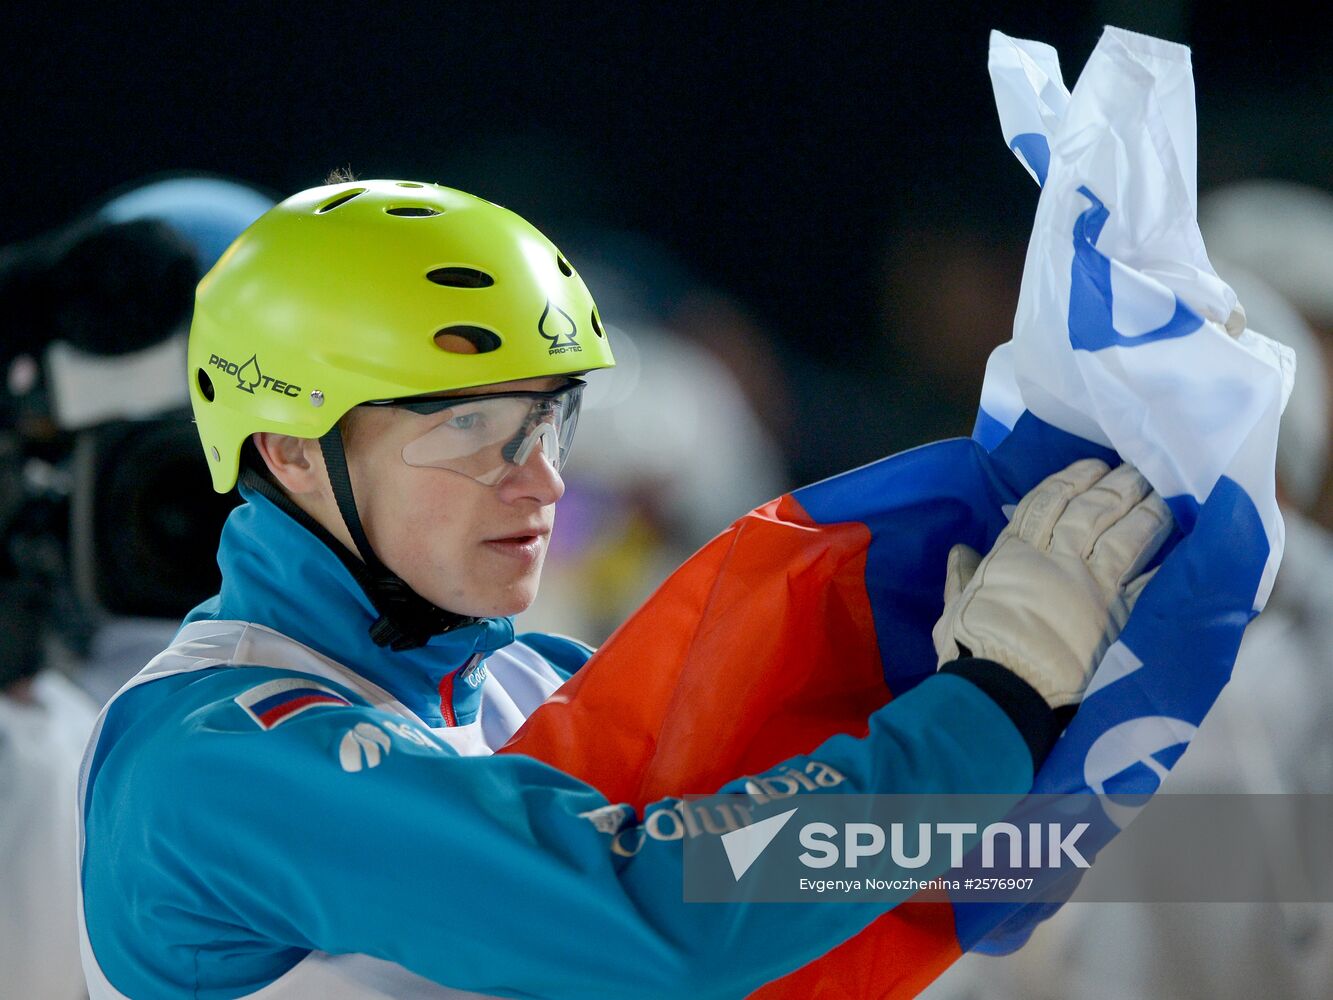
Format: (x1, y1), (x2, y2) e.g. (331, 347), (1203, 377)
(240, 428), (479, 651)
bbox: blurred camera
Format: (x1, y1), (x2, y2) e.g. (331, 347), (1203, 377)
(0, 176), (272, 675)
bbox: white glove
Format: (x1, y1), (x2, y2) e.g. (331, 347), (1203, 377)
(932, 459), (1173, 709)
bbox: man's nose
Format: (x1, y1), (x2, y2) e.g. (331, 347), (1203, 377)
(499, 433), (565, 505)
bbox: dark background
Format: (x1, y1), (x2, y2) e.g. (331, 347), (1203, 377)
(1, 1), (1327, 481)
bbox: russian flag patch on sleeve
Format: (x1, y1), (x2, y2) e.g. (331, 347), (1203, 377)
(235, 677), (353, 730)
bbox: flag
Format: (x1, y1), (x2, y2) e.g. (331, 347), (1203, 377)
(502, 26), (1292, 996)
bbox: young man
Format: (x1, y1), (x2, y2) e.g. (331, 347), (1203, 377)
(78, 179), (1171, 998)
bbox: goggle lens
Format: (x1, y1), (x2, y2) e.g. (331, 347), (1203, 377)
(364, 381), (584, 486)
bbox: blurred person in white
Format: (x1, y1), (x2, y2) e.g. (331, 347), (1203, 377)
(920, 183), (1333, 1000)
(1203, 182), (1333, 533)
(1201, 182), (1333, 340)
(0, 581), (98, 1000)
(0, 175), (270, 998)
(517, 248), (788, 642)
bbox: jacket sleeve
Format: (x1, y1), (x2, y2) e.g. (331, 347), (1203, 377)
(84, 665), (1041, 999)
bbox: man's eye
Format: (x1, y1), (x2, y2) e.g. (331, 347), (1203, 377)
(445, 412), (483, 431)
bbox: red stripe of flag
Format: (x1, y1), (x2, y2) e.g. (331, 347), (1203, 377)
(257, 693), (347, 728)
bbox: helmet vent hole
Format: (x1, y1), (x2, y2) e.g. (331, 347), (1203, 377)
(386, 206), (442, 218)
(395, 182), (424, 188)
(427, 267), (495, 289)
(316, 188), (366, 214)
(435, 326), (502, 355)
(591, 309), (604, 338)
(197, 368), (215, 402)
(557, 254), (573, 277)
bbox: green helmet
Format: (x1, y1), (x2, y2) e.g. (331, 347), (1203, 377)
(189, 179), (615, 492)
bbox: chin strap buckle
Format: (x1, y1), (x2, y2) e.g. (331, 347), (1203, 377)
(365, 575), (478, 652)
(368, 613), (422, 652)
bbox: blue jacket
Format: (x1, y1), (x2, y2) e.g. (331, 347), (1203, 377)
(79, 488), (1042, 999)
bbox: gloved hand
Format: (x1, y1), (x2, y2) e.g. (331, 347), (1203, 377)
(932, 458), (1173, 709)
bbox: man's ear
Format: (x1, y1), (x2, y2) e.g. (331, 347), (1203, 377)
(251, 432), (326, 495)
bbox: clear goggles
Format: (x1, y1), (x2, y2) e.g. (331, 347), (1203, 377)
(359, 379), (585, 486)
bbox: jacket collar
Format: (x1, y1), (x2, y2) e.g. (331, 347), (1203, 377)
(183, 486), (514, 726)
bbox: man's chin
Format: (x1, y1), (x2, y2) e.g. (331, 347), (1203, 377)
(491, 577), (542, 618)
(431, 575), (542, 621)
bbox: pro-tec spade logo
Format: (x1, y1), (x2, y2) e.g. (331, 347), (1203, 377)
(235, 354), (261, 393)
(538, 300), (581, 355)
(207, 353), (302, 397)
